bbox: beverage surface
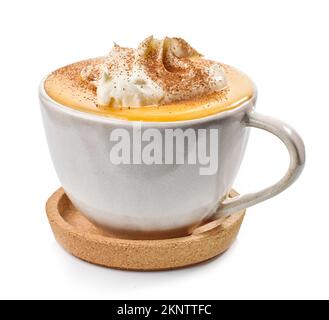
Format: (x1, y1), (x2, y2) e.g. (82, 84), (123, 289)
(44, 37), (255, 121)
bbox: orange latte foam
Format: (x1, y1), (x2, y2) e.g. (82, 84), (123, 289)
(44, 58), (255, 122)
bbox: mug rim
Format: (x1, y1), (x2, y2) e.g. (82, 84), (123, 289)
(39, 77), (257, 127)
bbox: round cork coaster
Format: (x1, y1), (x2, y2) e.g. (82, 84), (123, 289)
(46, 188), (245, 271)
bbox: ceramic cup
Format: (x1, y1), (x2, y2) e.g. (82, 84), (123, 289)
(40, 80), (305, 239)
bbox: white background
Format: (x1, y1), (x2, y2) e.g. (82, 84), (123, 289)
(0, 0), (328, 300)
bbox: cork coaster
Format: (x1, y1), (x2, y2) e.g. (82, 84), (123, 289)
(46, 188), (245, 271)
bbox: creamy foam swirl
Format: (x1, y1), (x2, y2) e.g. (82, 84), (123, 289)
(81, 36), (227, 108)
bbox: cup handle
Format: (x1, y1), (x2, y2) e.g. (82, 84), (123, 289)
(218, 112), (306, 216)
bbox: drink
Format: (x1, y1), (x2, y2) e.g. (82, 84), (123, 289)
(40, 36), (304, 239)
(45, 59), (254, 122)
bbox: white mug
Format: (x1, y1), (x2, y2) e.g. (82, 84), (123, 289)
(40, 80), (305, 239)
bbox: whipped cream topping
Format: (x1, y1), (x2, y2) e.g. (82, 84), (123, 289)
(81, 36), (227, 108)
